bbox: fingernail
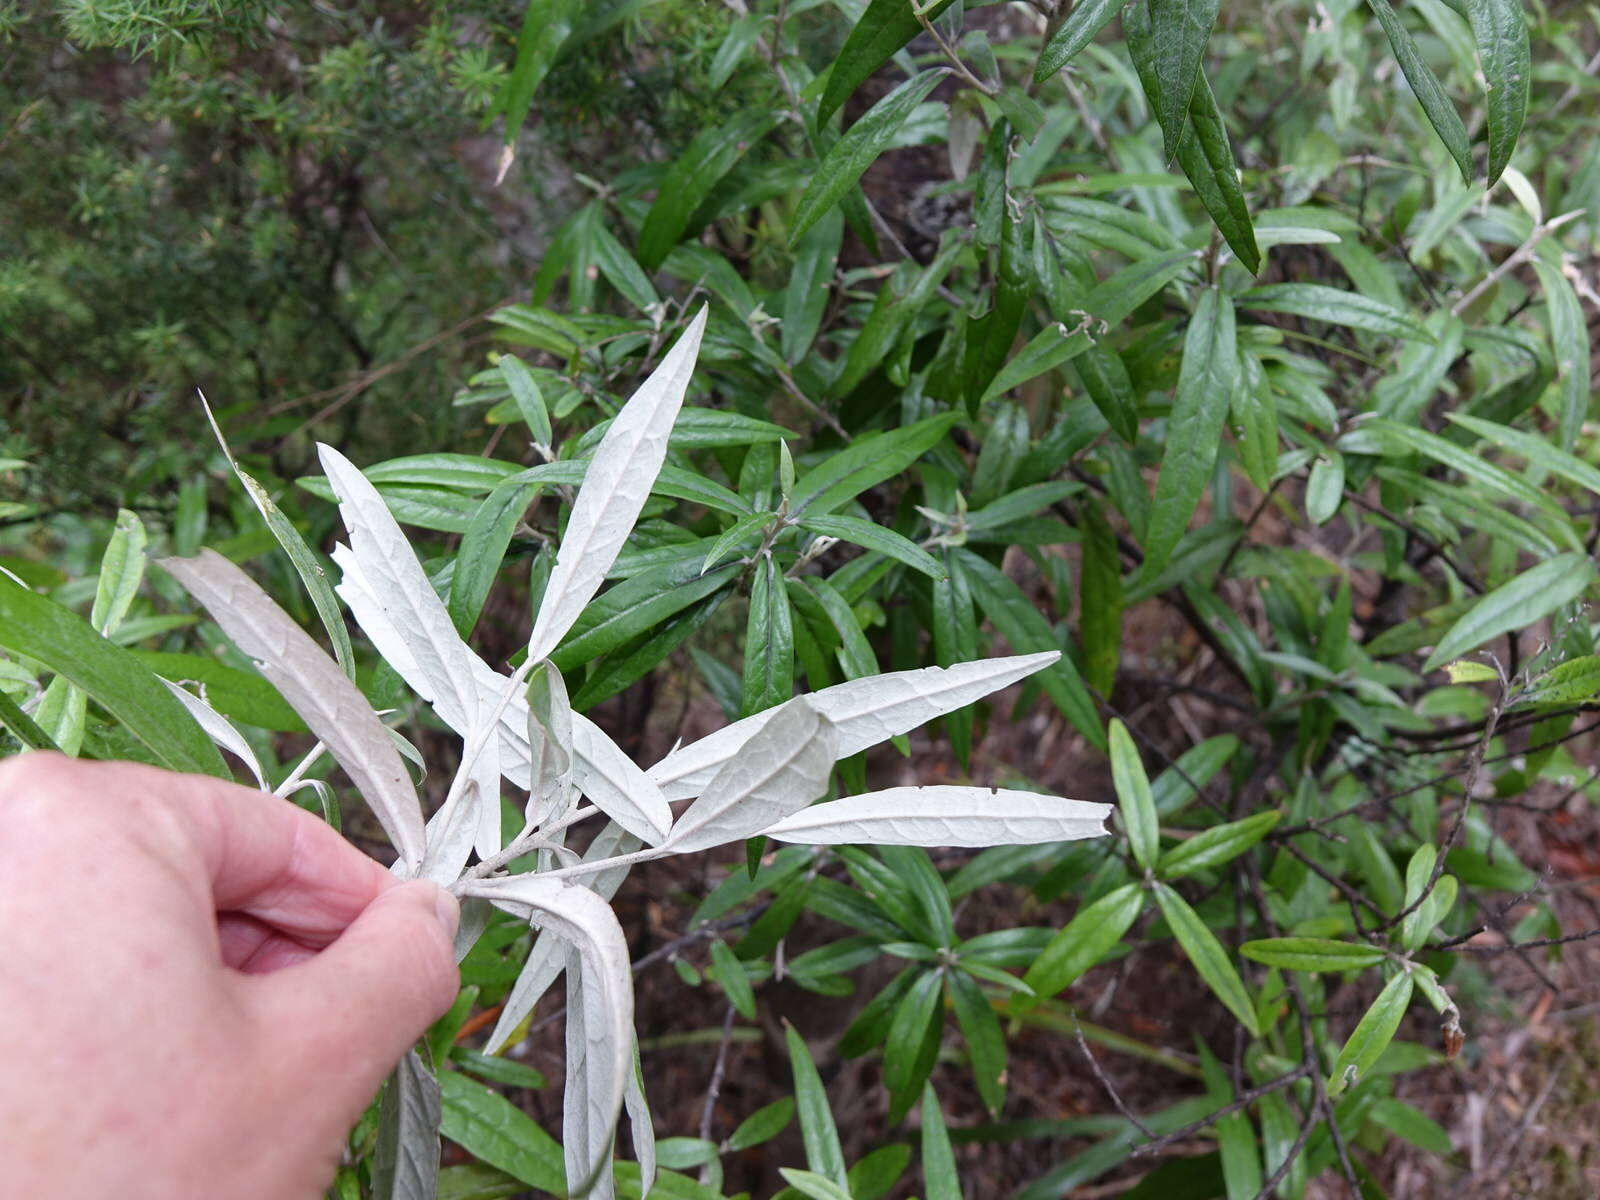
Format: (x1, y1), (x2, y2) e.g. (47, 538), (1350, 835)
(432, 887), (461, 938)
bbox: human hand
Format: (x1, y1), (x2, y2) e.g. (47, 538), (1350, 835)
(0, 752), (461, 1200)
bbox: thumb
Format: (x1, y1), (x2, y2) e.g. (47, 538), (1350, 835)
(246, 881), (462, 1114)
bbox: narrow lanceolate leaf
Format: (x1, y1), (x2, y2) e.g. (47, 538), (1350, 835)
(1142, 287), (1237, 578)
(1240, 938), (1386, 972)
(1328, 971), (1414, 1095)
(799, 513), (946, 580)
(1305, 454), (1344, 526)
(742, 554), (795, 716)
(1508, 262), (1588, 450)
(1109, 719), (1158, 870)
(526, 308), (707, 664)
(201, 394), (357, 677)
(1422, 553), (1596, 671)
(91, 509), (147, 636)
(1124, 1), (1257, 271)
(819, 0), (959, 124)
(1153, 882), (1261, 1036)
(1035, 0), (1132, 79)
(637, 111), (778, 270)
(374, 1049), (442, 1200)
(524, 660), (575, 828)
(668, 698), (839, 852)
(762, 786), (1111, 847)
(791, 413), (958, 517)
(162, 681), (268, 790)
(1236, 284), (1431, 341)
(1466, 0), (1530, 184)
(1365, 0), (1472, 182)
(1147, 0), (1223, 163)
(1157, 810), (1280, 879)
(791, 69), (948, 241)
(461, 876), (633, 1194)
(0, 576), (225, 776)
(1018, 882), (1144, 1007)
(572, 714), (672, 845)
(786, 1023), (848, 1188)
(621, 1041), (655, 1200)
(919, 1083), (963, 1200)
(649, 653), (1060, 801)
(783, 206), (843, 364)
(160, 550), (426, 871)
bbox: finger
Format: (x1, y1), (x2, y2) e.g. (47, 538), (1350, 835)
(217, 913), (321, 973)
(245, 882), (461, 1110)
(40, 756), (400, 944)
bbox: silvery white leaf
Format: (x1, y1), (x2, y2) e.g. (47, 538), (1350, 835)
(526, 660), (575, 828)
(321, 443), (484, 723)
(571, 714), (672, 845)
(159, 550), (426, 872)
(419, 770), (480, 886)
(331, 545), (431, 702)
(565, 954), (614, 1200)
(463, 874), (633, 1196)
(470, 716), (504, 859)
(485, 821), (639, 1053)
(761, 786), (1112, 847)
(372, 1047), (441, 1200)
(650, 653), (1058, 801)
(667, 699), (838, 853)
(525, 308), (707, 664)
(622, 1037), (655, 1200)
(160, 679), (267, 790)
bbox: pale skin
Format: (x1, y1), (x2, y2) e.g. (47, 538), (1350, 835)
(0, 752), (462, 1200)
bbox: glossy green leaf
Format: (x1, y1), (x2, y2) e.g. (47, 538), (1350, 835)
(1018, 882), (1144, 1005)
(1237, 284), (1431, 340)
(1157, 810), (1280, 879)
(819, 0), (959, 124)
(742, 554), (795, 715)
(786, 1022), (848, 1187)
(727, 1097), (796, 1152)
(920, 1082), (962, 1200)
(1143, 287), (1237, 577)
(497, 355), (552, 446)
(0, 576), (227, 777)
(1109, 719), (1159, 869)
(492, 0), (581, 141)
(1445, 412), (1600, 497)
(1422, 552), (1596, 671)
(1145, 0), (1222, 162)
(791, 69), (948, 241)
(1328, 971), (1414, 1095)
(1153, 883), (1261, 1036)
(638, 109), (778, 269)
(800, 513), (945, 580)
(1239, 937), (1385, 972)
(710, 938), (758, 1020)
(949, 967), (1007, 1116)
(1034, 0), (1133, 80)
(792, 413), (958, 516)
(784, 206), (844, 364)
(1465, 0), (1530, 184)
(1365, 0), (1472, 182)
(885, 969), (945, 1097)
(1305, 453), (1344, 526)
(439, 1072), (565, 1193)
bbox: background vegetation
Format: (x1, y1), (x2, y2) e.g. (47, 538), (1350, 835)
(3, 0), (1599, 1196)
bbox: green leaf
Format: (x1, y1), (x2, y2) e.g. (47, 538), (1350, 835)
(778, 1169), (853, 1200)
(552, 562), (739, 670)
(1445, 412), (1600, 497)
(1073, 345), (1140, 445)
(1529, 255), (1589, 450)
(1327, 971), (1414, 1096)
(1422, 552), (1596, 671)
(1368, 1098), (1454, 1156)
(1084, 248), (1201, 327)
(848, 1144), (912, 1200)
(1236, 284), (1432, 340)
(0, 687), (58, 751)
(800, 514), (945, 580)
(884, 969), (945, 1098)
(1018, 882), (1144, 1006)
(1146, 0), (1223, 163)
(954, 548), (1105, 748)
(978, 321), (1094, 407)
(439, 1071), (565, 1194)
(710, 938), (758, 1020)
(1465, 0), (1530, 185)
(91, 508), (147, 636)
(919, 1083), (962, 1200)
(704, 511), (775, 573)
(784, 207), (844, 364)
(1157, 810), (1280, 879)
(948, 967), (1007, 1116)
(1522, 655), (1600, 706)
(451, 479), (541, 636)
(742, 554), (795, 715)
(785, 1022), (848, 1187)
(1034, 0), (1132, 80)
(1239, 937), (1386, 972)
(819, 0), (960, 124)
(492, 0), (582, 141)
(791, 69), (949, 241)
(497, 355), (552, 445)
(0, 577), (227, 777)
(1153, 883), (1261, 1036)
(792, 413), (958, 516)
(1079, 505), (1124, 696)
(1109, 719), (1159, 869)
(727, 1097), (796, 1151)
(1142, 287), (1237, 577)
(1305, 453), (1344, 526)
(449, 1049), (547, 1091)
(638, 110), (779, 269)
(1124, 3), (1257, 270)
(1197, 1044), (1262, 1200)
(1364, 0), (1472, 182)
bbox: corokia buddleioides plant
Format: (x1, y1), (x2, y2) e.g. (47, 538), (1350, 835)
(159, 307), (1111, 1199)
